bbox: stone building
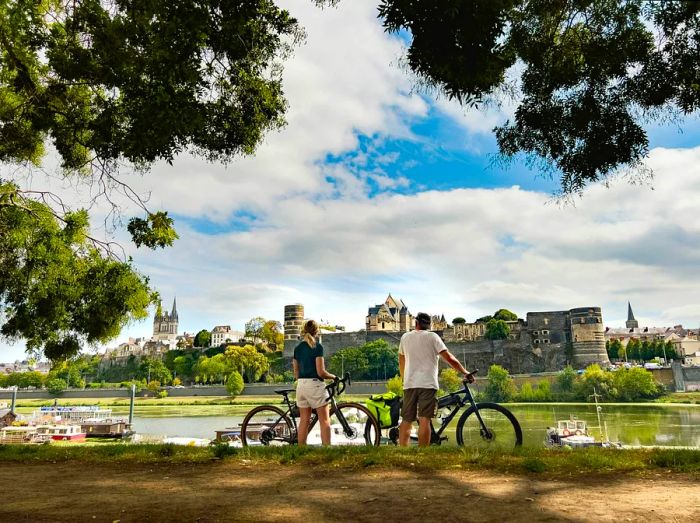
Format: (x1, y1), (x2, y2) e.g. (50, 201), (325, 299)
(211, 325), (244, 347)
(366, 294), (414, 332)
(283, 300), (610, 372)
(153, 297), (179, 341)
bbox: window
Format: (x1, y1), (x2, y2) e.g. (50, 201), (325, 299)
(533, 339), (540, 344)
(543, 339), (550, 344)
(541, 330), (549, 335)
(532, 331), (539, 336)
(544, 318), (549, 326)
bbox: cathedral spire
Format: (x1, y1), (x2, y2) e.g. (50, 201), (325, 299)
(171, 296), (178, 319)
(625, 301), (638, 329)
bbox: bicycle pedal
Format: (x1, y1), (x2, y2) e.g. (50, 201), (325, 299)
(440, 436), (448, 442)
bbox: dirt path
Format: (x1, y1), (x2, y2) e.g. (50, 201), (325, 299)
(1, 461), (697, 522)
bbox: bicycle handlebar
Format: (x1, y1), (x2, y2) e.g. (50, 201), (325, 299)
(327, 372), (351, 397)
(463, 369), (478, 384)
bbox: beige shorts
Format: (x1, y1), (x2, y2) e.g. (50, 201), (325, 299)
(296, 379), (330, 409)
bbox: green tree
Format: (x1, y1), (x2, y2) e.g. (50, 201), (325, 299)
(574, 364), (615, 401)
(226, 371), (245, 398)
(483, 365), (516, 402)
(439, 368), (462, 393)
(0, 373), (7, 387)
(452, 317), (466, 325)
(386, 375), (403, 397)
(613, 367), (663, 401)
(378, 1), (700, 195)
(193, 330), (211, 348)
(140, 358), (172, 385)
(46, 378), (67, 395)
(556, 366), (577, 393)
(328, 347), (369, 379)
(224, 345), (269, 383)
(518, 382), (534, 402)
(260, 320), (284, 350)
(244, 317), (267, 346)
(607, 339), (623, 360)
(493, 309), (517, 321)
(0, 186), (156, 360)
(485, 319), (510, 340)
(475, 315), (493, 323)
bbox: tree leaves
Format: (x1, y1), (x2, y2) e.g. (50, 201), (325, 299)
(378, 0), (700, 195)
(127, 211), (178, 249)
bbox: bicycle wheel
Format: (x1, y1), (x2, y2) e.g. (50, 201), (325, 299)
(455, 403), (522, 450)
(326, 402), (381, 446)
(240, 405), (295, 447)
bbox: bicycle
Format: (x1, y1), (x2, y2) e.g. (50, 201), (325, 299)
(240, 372), (381, 447)
(387, 370), (523, 449)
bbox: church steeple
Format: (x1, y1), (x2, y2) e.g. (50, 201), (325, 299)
(625, 301), (639, 329)
(171, 297), (178, 319)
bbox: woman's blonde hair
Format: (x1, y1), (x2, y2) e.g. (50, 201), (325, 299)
(302, 319), (319, 348)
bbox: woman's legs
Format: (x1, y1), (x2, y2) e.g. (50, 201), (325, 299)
(297, 407), (312, 446)
(315, 404), (331, 445)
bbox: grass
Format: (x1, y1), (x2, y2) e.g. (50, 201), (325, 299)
(0, 443), (698, 475)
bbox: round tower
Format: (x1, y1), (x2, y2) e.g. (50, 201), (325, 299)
(284, 304), (304, 342)
(569, 307), (610, 367)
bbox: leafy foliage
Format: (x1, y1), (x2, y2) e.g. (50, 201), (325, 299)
(45, 378), (67, 395)
(327, 340), (398, 381)
(0, 182), (155, 360)
(485, 319), (510, 340)
(224, 344), (270, 383)
(452, 317), (466, 325)
(439, 368), (462, 393)
(386, 374), (403, 397)
(193, 330), (212, 349)
(226, 371), (245, 397)
(483, 364), (516, 402)
(0, 0), (301, 172)
(493, 309), (518, 321)
(378, 0), (700, 195)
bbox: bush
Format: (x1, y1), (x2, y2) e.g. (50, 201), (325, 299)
(574, 364), (615, 400)
(439, 368), (462, 393)
(483, 365), (516, 402)
(518, 382), (534, 401)
(172, 377), (182, 386)
(612, 367), (664, 401)
(45, 378), (67, 395)
(386, 375), (403, 397)
(556, 366), (577, 393)
(157, 390), (168, 399)
(226, 371), (244, 397)
(146, 380), (161, 393)
(533, 380), (552, 401)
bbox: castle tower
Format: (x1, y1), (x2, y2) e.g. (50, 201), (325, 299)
(153, 297), (179, 341)
(284, 304), (304, 342)
(569, 307), (610, 367)
(625, 302), (638, 329)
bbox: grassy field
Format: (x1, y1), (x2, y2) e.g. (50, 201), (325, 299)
(0, 443), (698, 475)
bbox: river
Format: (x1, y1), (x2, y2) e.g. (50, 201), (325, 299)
(131, 403), (700, 447)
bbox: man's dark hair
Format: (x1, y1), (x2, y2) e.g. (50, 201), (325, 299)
(416, 312), (431, 329)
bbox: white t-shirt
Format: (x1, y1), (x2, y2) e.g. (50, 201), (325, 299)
(398, 330), (447, 390)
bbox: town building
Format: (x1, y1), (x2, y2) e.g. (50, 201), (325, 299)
(366, 294), (414, 332)
(153, 297), (179, 341)
(210, 326), (244, 347)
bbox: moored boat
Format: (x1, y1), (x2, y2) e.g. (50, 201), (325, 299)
(35, 424), (87, 442)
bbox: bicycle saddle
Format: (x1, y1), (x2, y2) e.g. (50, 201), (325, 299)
(274, 388), (295, 395)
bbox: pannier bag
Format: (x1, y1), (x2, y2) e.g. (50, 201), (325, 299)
(366, 392), (401, 428)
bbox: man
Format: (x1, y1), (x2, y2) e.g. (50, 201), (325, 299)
(399, 312), (473, 446)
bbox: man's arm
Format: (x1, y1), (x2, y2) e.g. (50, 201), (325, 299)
(399, 353), (405, 379)
(439, 350), (474, 382)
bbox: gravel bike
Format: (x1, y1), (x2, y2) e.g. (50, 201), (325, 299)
(388, 371), (523, 449)
(240, 372), (381, 446)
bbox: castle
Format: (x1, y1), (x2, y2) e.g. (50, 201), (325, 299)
(283, 297), (610, 373)
(153, 297), (179, 341)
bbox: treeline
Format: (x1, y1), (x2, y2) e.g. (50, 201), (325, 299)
(606, 338), (677, 362)
(440, 364), (665, 403)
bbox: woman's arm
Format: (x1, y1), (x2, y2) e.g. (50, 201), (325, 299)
(315, 357), (335, 380)
(292, 358), (299, 380)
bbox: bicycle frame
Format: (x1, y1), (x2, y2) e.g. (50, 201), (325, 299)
(428, 380), (492, 444)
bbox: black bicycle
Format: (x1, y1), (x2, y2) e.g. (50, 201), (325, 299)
(240, 372), (381, 446)
(388, 371), (523, 449)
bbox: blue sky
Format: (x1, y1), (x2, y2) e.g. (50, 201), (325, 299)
(3, 0), (700, 362)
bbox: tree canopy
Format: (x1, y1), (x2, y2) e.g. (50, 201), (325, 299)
(378, 0), (700, 195)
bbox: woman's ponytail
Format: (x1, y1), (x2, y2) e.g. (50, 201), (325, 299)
(302, 319), (319, 348)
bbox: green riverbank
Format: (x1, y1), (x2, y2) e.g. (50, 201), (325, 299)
(0, 444), (698, 475)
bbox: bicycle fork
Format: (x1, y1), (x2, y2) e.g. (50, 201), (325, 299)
(463, 387), (495, 441)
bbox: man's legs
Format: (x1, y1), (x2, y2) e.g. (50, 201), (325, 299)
(417, 417), (432, 446)
(399, 419), (413, 446)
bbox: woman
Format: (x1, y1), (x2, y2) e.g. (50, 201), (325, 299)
(293, 319), (336, 445)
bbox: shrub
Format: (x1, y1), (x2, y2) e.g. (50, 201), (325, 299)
(439, 368), (462, 393)
(172, 377), (182, 386)
(533, 380), (552, 401)
(518, 382), (534, 401)
(45, 378), (67, 395)
(556, 366), (577, 392)
(157, 390), (168, 399)
(386, 375), (403, 397)
(483, 365), (516, 402)
(226, 371), (244, 397)
(612, 367), (663, 401)
(574, 364), (615, 400)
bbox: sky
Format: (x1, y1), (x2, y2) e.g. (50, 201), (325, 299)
(4, 0), (700, 362)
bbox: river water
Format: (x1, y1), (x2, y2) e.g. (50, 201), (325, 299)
(132, 404), (700, 448)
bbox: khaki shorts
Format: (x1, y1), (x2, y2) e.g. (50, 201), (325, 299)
(296, 379), (329, 409)
(401, 388), (438, 422)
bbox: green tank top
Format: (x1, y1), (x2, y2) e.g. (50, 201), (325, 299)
(294, 341), (323, 379)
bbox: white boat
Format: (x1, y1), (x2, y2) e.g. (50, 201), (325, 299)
(545, 417), (597, 448)
(35, 424), (86, 442)
(33, 406), (114, 423)
(0, 425), (39, 444)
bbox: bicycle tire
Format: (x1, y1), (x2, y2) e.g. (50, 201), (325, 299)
(455, 402), (523, 450)
(240, 405), (295, 447)
(330, 402), (381, 446)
